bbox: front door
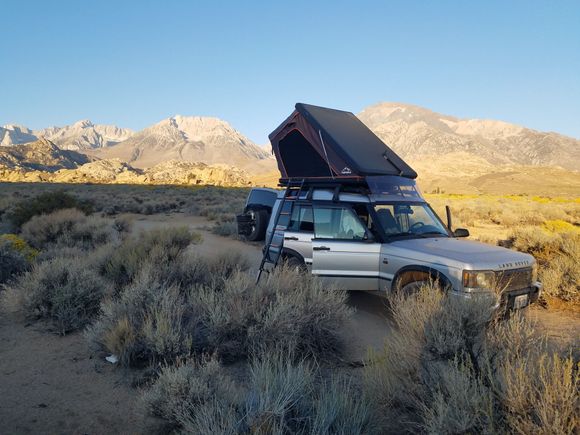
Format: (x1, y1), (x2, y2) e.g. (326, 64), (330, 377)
(311, 204), (381, 290)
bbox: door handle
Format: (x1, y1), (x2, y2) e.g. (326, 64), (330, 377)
(284, 236), (298, 241)
(313, 246), (330, 251)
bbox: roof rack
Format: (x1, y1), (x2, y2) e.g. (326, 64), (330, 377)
(279, 177), (371, 201)
(279, 176), (367, 187)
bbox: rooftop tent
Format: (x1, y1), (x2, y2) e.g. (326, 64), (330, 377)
(269, 103), (417, 184)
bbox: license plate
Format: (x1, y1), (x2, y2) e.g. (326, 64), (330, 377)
(513, 294), (529, 309)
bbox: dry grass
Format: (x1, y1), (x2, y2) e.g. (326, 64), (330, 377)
(21, 208), (119, 250)
(143, 351), (374, 435)
(364, 283), (579, 434)
(0, 182), (247, 223)
(428, 193), (580, 306)
(0, 234), (37, 285)
(14, 256), (112, 334)
(88, 263), (351, 367)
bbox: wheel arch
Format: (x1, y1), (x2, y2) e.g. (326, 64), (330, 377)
(392, 265), (453, 291)
(281, 247), (305, 264)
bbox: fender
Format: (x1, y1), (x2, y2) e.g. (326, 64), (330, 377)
(392, 265), (452, 291)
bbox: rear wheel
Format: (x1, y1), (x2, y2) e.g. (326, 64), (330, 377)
(246, 209), (268, 241)
(283, 255), (307, 272)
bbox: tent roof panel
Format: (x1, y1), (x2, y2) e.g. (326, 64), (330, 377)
(294, 103), (417, 179)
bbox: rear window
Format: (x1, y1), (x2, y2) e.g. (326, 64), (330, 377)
(247, 189), (277, 208)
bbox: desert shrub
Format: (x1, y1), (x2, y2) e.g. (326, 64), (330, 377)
(21, 208), (118, 250)
(103, 227), (200, 289)
(0, 234), (37, 284)
(211, 218), (239, 238)
(88, 264), (350, 367)
(508, 228), (580, 302)
(199, 267), (351, 362)
(249, 268), (351, 359)
(144, 351), (374, 435)
(14, 256), (111, 334)
(244, 352), (314, 433)
(7, 190), (93, 229)
(364, 285), (579, 434)
(143, 356), (242, 433)
(112, 215), (133, 235)
(86, 271), (202, 366)
(87, 252), (250, 366)
(310, 375), (375, 434)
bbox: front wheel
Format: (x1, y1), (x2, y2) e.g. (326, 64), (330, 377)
(400, 280), (433, 294)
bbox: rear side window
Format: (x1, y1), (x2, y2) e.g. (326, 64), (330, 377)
(313, 206), (367, 240)
(288, 205), (314, 232)
(247, 189), (277, 208)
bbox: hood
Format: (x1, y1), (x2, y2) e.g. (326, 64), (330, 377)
(389, 237), (535, 270)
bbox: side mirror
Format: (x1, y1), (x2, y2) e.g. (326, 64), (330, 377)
(453, 228), (470, 238)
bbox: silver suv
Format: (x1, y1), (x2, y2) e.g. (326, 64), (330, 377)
(238, 178), (542, 311)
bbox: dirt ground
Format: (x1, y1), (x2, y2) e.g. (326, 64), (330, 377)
(1, 212), (578, 434)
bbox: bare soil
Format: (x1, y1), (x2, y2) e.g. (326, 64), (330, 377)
(1, 212), (578, 434)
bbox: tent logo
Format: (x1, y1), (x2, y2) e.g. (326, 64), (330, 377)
(341, 167), (352, 175)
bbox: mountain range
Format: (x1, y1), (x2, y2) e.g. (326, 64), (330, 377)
(358, 103), (579, 171)
(0, 121), (133, 150)
(1, 104), (578, 194)
(88, 115), (272, 173)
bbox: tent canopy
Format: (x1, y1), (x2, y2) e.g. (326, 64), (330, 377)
(269, 103), (417, 184)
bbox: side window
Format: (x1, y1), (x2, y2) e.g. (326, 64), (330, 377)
(276, 201), (293, 229)
(288, 205), (314, 232)
(313, 206), (367, 240)
(299, 206), (314, 232)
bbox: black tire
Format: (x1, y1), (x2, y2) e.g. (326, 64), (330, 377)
(246, 209), (268, 241)
(400, 280), (431, 294)
(283, 255), (307, 272)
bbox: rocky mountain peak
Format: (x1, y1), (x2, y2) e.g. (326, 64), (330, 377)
(358, 102), (580, 170)
(72, 119), (94, 128)
(92, 114), (272, 172)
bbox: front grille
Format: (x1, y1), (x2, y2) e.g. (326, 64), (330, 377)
(495, 267), (532, 293)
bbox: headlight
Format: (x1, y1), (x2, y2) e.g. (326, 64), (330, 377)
(532, 262), (538, 283)
(462, 270), (495, 292)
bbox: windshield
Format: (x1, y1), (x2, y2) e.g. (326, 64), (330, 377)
(373, 203), (449, 238)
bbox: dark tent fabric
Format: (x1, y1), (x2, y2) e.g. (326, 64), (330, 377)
(269, 103), (417, 183)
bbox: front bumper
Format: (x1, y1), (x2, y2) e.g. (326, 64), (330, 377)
(502, 282), (542, 310)
(451, 281), (543, 310)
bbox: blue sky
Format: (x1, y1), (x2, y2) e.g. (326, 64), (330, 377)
(1, 0), (579, 143)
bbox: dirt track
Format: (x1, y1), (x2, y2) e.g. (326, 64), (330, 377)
(1, 212), (578, 434)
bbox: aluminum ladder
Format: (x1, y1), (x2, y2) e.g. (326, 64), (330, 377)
(255, 178), (305, 283)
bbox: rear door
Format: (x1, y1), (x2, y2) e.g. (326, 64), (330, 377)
(283, 204), (314, 265)
(311, 204), (381, 290)
(266, 199), (293, 264)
